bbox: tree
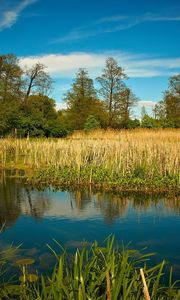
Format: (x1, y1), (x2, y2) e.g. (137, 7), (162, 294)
(169, 74), (180, 97)
(0, 53), (63, 137)
(17, 115), (45, 137)
(141, 113), (156, 128)
(65, 68), (106, 129)
(24, 63), (53, 106)
(26, 94), (57, 120)
(156, 74), (180, 127)
(18, 94), (58, 137)
(45, 120), (68, 137)
(115, 87), (138, 128)
(0, 100), (20, 136)
(163, 74), (180, 127)
(96, 57), (126, 127)
(0, 54), (23, 136)
(153, 101), (166, 127)
(141, 106), (146, 120)
(0, 54), (23, 102)
(126, 118), (140, 129)
(164, 94), (180, 127)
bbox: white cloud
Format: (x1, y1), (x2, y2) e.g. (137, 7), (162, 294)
(97, 13), (180, 25)
(138, 101), (156, 107)
(52, 13), (180, 43)
(19, 53), (106, 75)
(0, 0), (38, 30)
(56, 102), (67, 111)
(19, 51), (180, 79)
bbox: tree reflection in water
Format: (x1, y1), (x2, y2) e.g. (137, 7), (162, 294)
(0, 177), (51, 231)
(70, 189), (180, 224)
(0, 176), (21, 230)
(0, 175), (179, 230)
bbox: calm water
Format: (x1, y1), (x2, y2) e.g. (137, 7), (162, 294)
(0, 177), (180, 279)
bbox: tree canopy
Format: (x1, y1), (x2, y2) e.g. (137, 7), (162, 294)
(64, 68), (107, 129)
(96, 57), (127, 127)
(0, 53), (179, 137)
(154, 74), (180, 128)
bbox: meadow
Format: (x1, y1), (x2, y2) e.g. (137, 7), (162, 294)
(0, 129), (179, 191)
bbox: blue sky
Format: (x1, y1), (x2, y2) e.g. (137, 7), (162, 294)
(0, 0), (180, 114)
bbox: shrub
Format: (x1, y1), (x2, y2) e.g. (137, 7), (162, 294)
(84, 115), (100, 130)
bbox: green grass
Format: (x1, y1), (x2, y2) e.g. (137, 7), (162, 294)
(32, 164), (179, 192)
(0, 237), (179, 299)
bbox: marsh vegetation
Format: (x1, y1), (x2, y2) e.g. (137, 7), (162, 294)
(0, 129), (179, 191)
(0, 237), (180, 299)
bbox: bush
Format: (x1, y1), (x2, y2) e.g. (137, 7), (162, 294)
(141, 114), (156, 128)
(84, 115), (100, 130)
(127, 118), (141, 129)
(45, 120), (69, 138)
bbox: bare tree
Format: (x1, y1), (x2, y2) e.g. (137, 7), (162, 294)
(96, 57), (126, 127)
(24, 63), (53, 105)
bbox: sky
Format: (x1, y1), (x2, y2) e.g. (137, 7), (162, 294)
(0, 0), (180, 115)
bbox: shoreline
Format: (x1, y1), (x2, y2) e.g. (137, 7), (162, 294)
(1, 166), (180, 195)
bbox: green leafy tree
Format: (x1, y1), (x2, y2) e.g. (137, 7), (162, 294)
(57, 109), (73, 131)
(0, 100), (20, 136)
(164, 94), (180, 127)
(45, 120), (68, 137)
(96, 57), (127, 127)
(154, 74), (180, 127)
(0, 54), (63, 137)
(65, 68), (105, 129)
(115, 87), (138, 128)
(127, 118), (140, 129)
(0, 54), (22, 136)
(18, 116), (45, 137)
(164, 74), (180, 127)
(26, 94), (57, 120)
(18, 95), (58, 137)
(141, 113), (156, 128)
(0, 54), (23, 102)
(169, 74), (180, 97)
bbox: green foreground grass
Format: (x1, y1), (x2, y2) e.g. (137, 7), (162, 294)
(0, 237), (180, 300)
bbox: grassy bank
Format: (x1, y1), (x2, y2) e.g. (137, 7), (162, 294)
(0, 237), (180, 299)
(0, 129), (180, 192)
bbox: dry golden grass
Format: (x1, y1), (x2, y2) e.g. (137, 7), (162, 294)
(0, 129), (179, 188)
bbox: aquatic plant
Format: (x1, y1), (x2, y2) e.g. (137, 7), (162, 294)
(0, 237), (179, 299)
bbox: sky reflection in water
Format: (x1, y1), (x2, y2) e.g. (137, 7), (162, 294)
(0, 177), (179, 278)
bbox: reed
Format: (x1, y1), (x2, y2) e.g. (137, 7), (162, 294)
(0, 129), (179, 191)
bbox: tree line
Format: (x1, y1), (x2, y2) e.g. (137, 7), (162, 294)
(0, 54), (179, 137)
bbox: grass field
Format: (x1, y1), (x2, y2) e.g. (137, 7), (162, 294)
(0, 129), (179, 191)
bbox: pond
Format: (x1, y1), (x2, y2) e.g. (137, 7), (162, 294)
(0, 177), (180, 280)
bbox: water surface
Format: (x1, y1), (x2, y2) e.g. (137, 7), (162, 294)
(0, 177), (179, 279)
